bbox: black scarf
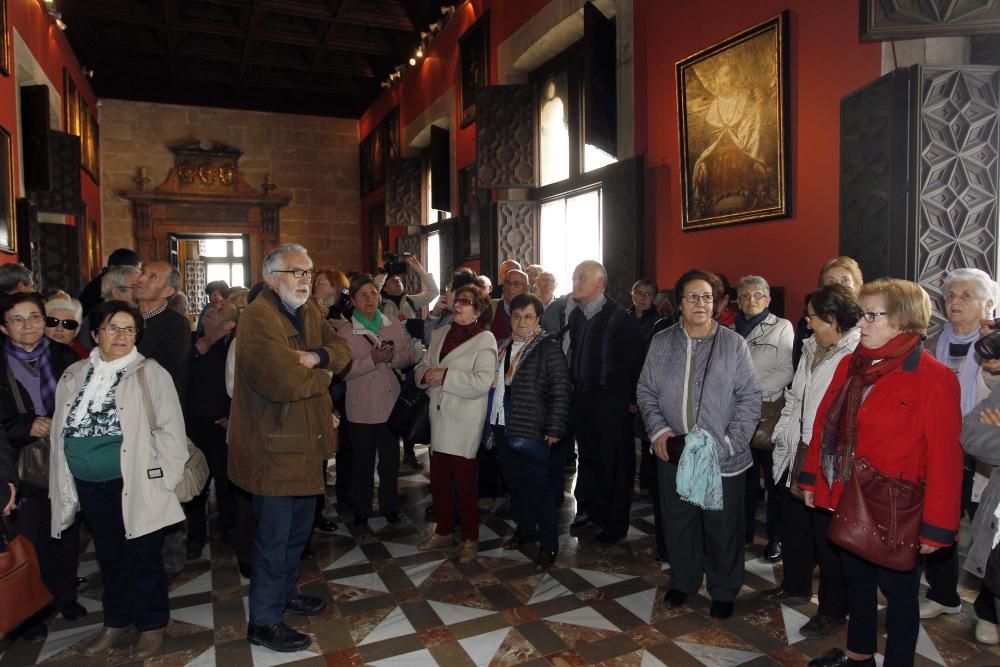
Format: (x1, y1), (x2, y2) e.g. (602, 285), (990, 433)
(735, 308), (770, 338)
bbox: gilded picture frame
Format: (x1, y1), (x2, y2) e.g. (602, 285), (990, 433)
(0, 0), (9, 77)
(0, 126), (16, 254)
(676, 12), (790, 231)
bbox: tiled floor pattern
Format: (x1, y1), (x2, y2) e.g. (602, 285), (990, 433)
(2, 444), (998, 666)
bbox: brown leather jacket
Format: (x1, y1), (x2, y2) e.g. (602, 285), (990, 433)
(228, 288), (351, 496)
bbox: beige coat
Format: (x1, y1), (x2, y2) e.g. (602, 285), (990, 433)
(416, 325), (497, 459)
(50, 357), (187, 539)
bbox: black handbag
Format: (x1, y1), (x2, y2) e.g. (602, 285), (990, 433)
(7, 363), (48, 490)
(387, 379), (431, 444)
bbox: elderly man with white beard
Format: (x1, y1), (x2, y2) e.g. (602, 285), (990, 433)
(228, 244), (351, 653)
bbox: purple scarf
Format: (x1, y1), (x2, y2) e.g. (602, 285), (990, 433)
(6, 336), (57, 416)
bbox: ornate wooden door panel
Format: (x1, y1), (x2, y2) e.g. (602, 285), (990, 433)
(476, 85), (536, 189)
(386, 158), (422, 227)
(396, 233), (422, 294)
(601, 156), (644, 306)
(862, 0), (1000, 40)
(30, 131), (82, 214)
(493, 201), (536, 269)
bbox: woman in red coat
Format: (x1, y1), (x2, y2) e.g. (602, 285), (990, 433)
(799, 279), (963, 667)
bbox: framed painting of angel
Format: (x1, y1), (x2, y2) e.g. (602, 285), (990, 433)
(676, 12), (790, 230)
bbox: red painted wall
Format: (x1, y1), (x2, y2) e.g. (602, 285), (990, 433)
(636, 1), (881, 318)
(0, 0), (101, 265)
(360, 1), (882, 317)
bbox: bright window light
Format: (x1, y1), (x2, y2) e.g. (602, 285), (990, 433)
(540, 189), (602, 299)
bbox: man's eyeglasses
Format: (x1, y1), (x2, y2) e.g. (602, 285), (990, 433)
(45, 317), (79, 330)
(682, 293), (714, 304)
(5, 313), (43, 327)
(738, 292), (768, 302)
(272, 269), (315, 279)
(860, 311), (888, 323)
(100, 324), (137, 337)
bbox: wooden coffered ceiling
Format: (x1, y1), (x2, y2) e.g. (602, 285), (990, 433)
(58, 0), (445, 117)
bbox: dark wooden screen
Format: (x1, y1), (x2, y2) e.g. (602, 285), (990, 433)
(584, 2), (617, 158)
(601, 156), (644, 305)
(385, 157), (422, 227)
(493, 201), (536, 269)
(29, 131), (81, 214)
(430, 126), (451, 213)
(476, 85), (536, 188)
(862, 0), (1000, 40)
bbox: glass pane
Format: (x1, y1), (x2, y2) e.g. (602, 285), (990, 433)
(539, 189), (602, 304)
(231, 264), (245, 288)
(232, 239), (244, 257)
(426, 233), (441, 309)
(584, 144), (617, 172)
(206, 263), (231, 285)
(202, 239), (228, 258)
(539, 72), (570, 186)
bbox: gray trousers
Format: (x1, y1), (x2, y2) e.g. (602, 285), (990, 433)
(659, 461), (746, 601)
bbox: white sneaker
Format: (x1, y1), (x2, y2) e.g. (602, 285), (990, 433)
(919, 599), (962, 619)
(976, 619), (999, 645)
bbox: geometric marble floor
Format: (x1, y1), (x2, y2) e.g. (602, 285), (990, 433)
(2, 444), (998, 666)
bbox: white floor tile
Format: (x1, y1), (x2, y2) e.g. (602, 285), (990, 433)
(458, 627), (510, 666)
(368, 648), (436, 666)
(427, 600), (494, 625)
(360, 607), (416, 645)
(545, 605), (619, 631)
(674, 640), (762, 666)
(572, 567), (635, 588)
(331, 572), (389, 593)
(170, 571), (213, 598)
(323, 545), (368, 571)
(529, 574), (573, 604)
(616, 587), (656, 623)
(171, 602), (215, 628)
(401, 559), (444, 587)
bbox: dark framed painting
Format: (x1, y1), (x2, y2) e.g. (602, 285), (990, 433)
(459, 12), (490, 128)
(360, 107), (400, 196)
(0, 126), (16, 253)
(0, 0), (9, 77)
(458, 164), (484, 258)
(676, 12), (790, 231)
(368, 200), (387, 272)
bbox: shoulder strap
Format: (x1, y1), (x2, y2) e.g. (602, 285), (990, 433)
(693, 325), (720, 427)
(136, 361), (156, 432)
(4, 361), (26, 415)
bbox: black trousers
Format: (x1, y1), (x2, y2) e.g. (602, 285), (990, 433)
(335, 398), (353, 504)
(76, 478), (169, 631)
(779, 485), (847, 617)
(639, 444), (667, 558)
(233, 484), (255, 567)
(12, 487), (80, 607)
(184, 415), (235, 545)
(547, 428), (573, 503)
(477, 443), (505, 500)
(495, 427), (558, 552)
(349, 421), (399, 514)
(841, 548), (921, 666)
(924, 543), (962, 608)
(744, 448), (781, 542)
(660, 462), (745, 601)
(572, 389), (634, 537)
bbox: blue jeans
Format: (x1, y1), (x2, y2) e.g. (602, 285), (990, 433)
(75, 478), (169, 630)
(249, 495), (314, 625)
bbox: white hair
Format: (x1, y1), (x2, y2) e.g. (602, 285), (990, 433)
(737, 275), (771, 297)
(262, 243), (310, 277)
(45, 298), (83, 323)
(944, 268), (998, 309)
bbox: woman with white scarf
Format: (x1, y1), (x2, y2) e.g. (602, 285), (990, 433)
(49, 300), (187, 660)
(920, 267), (1000, 644)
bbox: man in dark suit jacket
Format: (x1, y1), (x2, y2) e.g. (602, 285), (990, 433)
(565, 260), (644, 545)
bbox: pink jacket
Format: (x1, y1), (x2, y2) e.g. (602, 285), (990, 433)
(332, 314), (415, 424)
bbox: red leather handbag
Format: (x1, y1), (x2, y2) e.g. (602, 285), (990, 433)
(827, 457), (924, 572)
(0, 518), (53, 635)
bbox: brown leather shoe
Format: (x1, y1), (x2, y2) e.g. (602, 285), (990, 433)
(81, 626), (130, 656)
(132, 628), (165, 659)
(418, 532), (455, 550)
(459, 540), (478, 563)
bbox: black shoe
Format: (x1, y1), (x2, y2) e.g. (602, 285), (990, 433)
(596, 530), (623, 546)
(664, 589), (687, 608)
(424, 504), (435, 520)
(384, 511), (402, 524)
(503, 533), (536, 550)
(247, 622), (311, 652)
(807, 648), (875, 667)
(570, 511), (592, 529)
(353, 513), (368, 527)
(59, 601), (88, 621)
(284, 594), (328, 616)
(765, 540), (783, 562)
(761, 586), (808, 602)
(300, 547), (314, 561)
(710, 600), (734, 619)
(238, 561), (253, 579)
(314, 518), (338, 534)
(536, 549), (557, 570)
(186, 540), (205, 560)
(402, 452), (422, 470)
(19, 621), (48, 642)
(800, 614), (846, 639)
